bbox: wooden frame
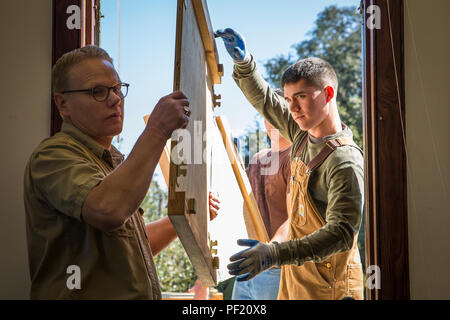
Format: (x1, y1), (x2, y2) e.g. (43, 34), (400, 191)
(169, 0), (267, 286)
(169, 0), (217, 286)
(51, 0), (96, 136)
(216, 117), (269, 243)
(51, 0), (411, 298)
(363, 0), (410, 299)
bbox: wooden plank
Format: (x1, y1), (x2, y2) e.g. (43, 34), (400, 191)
(215, 116), (269, 243)
(208, 117), (263, 282)
(158, 140), (171, 188)
(169, 0), (216, 286)
(191, 0), (222, 84)
(168, 0), (260, 286)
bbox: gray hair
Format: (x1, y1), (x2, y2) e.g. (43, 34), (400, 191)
(52, 45), (114, 93)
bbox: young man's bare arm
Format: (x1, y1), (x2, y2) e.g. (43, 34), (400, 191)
(145, 217), (177, 255)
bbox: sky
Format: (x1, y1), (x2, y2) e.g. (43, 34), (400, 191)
(99, 0), (360, 186)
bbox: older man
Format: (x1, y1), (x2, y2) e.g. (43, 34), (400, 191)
(23, 45), (218, 299)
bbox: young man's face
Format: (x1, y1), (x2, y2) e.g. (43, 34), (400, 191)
(283, 79), (330, 132)
(55, 58), (124, 148)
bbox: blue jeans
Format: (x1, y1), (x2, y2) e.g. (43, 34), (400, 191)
(231, 268), (281, 300)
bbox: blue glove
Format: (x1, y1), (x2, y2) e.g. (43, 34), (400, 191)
(214, 28), (250, 64)
(227, 239), (280, 282)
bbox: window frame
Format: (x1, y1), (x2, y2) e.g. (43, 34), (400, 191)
(51, 0), (96, 135)
(51, 0), (411, 300)
(362, 0), (410, 300)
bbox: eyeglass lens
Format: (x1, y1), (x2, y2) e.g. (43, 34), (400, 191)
(93, 84), (128, 101)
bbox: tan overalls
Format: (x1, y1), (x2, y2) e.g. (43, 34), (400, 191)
(278, 136), (364, 300)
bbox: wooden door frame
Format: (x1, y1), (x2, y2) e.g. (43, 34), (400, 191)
(51, 0), (411, 299)
(51, 0), (96, 135)
(363, 0), (410, 299)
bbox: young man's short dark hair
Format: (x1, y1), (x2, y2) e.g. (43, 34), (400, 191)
(281, 57), (338, 91)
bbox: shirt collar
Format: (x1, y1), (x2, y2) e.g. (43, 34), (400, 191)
(308, 122), (353, 144)
(61, 120), (124, 168)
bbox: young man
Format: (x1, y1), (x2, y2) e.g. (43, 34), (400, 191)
(216, 28), (364, 300)
(24, 45), (219, 299)
(232, 115), (292, 300)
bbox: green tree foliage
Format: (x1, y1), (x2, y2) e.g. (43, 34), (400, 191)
(263, 5), (363, 148)
(141, 179), (197, 292)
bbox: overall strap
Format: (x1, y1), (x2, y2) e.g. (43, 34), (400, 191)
(307, 139), (342, 172)
(307, 137), (362, 172)
(295, 135), (308, 157)
(295, 135), (362, 171)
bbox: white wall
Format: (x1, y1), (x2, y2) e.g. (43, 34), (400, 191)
(0, 0), (52, 299)
(405, 0), (450, 299)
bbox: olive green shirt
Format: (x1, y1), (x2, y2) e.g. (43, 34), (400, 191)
(233, 56), (364, 265)
(23, 121), (161, 299)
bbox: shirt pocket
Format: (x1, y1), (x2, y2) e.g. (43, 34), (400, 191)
(290, 180), (307, 227)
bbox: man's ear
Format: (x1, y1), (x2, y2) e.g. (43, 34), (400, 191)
(325, 86), (335, 103)
(53, 93), (70, 119)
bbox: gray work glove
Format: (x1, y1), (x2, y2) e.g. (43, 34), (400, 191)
(227, 239), (281, 281)
(214, 28), (250, 64)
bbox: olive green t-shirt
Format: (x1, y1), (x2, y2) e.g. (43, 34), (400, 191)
(233, 56), (364, 264)
(23, 121), (161, 299)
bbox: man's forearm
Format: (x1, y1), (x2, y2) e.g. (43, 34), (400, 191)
(82, 127), (167, 231)
(276, 222), (356, 266)
(146, 216), (178, 255)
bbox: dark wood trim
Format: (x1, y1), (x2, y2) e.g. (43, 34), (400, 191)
(82, 0), (95, 46)
(51, 0), (86, 135)
(363, 0), (379, 300)
(363, 0), (410, 299)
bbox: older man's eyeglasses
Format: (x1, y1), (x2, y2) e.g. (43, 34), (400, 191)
(60, 83), (130, 102)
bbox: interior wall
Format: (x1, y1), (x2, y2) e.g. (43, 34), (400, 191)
(0, 0), (52, 299)
(405, 0), (450, 299)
